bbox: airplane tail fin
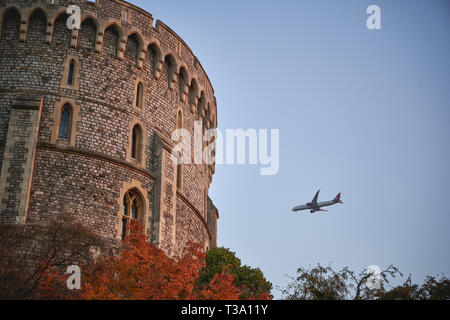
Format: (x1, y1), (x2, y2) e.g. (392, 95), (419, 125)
(333, 193), (343, 204)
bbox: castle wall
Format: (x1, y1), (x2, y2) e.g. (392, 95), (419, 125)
(0, 0), (219, 256)
(0, 96), (42, 225)
(207, 197), (219, 249)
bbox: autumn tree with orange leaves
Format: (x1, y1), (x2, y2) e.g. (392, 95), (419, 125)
(75, 223), (244, 300)
(31, 221), (271, 300)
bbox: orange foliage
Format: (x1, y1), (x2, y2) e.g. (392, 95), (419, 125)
(35, 264), (68, 300)
(80, 223), (205, 300)
(194, 266), (242, 300)
(38, 222), (248, 300)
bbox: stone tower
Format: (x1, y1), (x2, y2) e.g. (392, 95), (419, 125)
(0, 0), (219, 257)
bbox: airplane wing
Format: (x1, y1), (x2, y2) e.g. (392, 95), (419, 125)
(311, 190), (320, 205)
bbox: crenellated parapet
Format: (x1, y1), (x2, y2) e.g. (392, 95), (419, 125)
(0, 0), (217, 131)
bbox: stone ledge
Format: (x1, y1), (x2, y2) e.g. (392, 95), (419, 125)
(12, 95), (43, 110)
(36, 142), (155, 181)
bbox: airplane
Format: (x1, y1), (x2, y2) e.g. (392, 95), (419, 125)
(292, 190), (343, 213)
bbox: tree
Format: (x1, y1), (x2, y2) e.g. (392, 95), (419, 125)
(280, 264), (349, 300)
(377, 275), (421, 300)
(379, 274), (450, 300)
(194, 268), (242, 300)
(2, 219), (259, 300)
(342, 264), (402, 300)
(197, 247), (273, 300)
(280, 263), (402, 300)
(36, 222), (248, 300)
(419, 275), (450, 300)
(0, 214), (105, 300)
(77, 222), (205, 300)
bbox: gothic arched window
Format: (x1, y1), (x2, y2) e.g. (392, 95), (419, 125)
(27, 9), (47, 43)
(53, 13), (71, 48)
(177, 110), (183, 130)
(68, 60), (75, 86)
(79, 18), (97, 51)
(164, 56), (174, 88)
(178, 68), (188, 101)
(176, 154), (183, 190)
(1, 8), (21, 43)
(125, 33), (139, 66)
(103, 25), (120, 58)
(136, 82), (144, 108)
(59, 104), (72, 140)
(131, 125), (141, 160)
(121, 189), (144, 240)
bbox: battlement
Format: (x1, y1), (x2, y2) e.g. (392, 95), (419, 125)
(0, 0), (216, 122)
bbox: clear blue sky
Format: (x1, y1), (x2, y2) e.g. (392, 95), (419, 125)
(132, 0), (450, 296)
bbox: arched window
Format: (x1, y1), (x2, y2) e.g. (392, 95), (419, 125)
(164, 56), (173, 88)
(125, 34), (139, 66)
(179, 68), (188, 101)
(147, 44), (158, 77)
(121, 189), (143, 240)
(198, 92), (206, 118)
(59, 104), (72, 140)
(131, 125), (141, 160)
(78, 18), (97, 51)
(68, 60), (75, 86)
(177, 110), (183, 130)
(28, 9), (47, 43)
(175, 110), (183, 189)
(136, 82), (144, 108)
(52, 13), (71, 48)
(103, 25), (119, 58)
(176, 154), (183, 190)
(189, 78), (199, 110)
(1, 8), (21, 43)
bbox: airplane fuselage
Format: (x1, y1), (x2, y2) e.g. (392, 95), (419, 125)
(292, 191), (343, 213)
(292, 200), (335, 212)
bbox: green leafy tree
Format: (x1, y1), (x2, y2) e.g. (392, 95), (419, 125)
(197, 247), (273, 300)
(280, 264), (349, 300)
(419, 275), (450, 300)
(280, 264), (402, 300)
(342, 264), (401, 300)
(379, 274), (450, 300)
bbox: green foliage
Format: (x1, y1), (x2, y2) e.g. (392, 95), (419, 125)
(280, 264), (349, 300)
(379, 274), (450, 300)
(281, 263), (450, 300)
(197, 247), (273, 300)
(419, 275), (450, 300)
